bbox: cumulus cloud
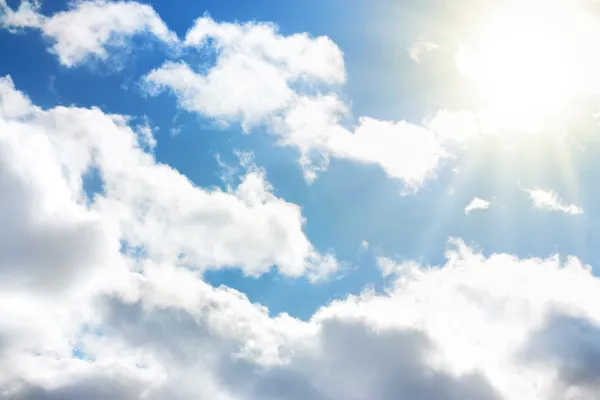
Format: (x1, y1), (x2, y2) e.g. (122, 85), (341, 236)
(0, 77), (597, 398)
(0, 0), (42, 29)
(465, 197), (490, 214)
(0, 0), (178, 67)
(183, 16), (346, 85)
(319, 241), (600, 400)
(0, 75), (335, 281)
(5, 223), (600, 399)
(0, 77), (117, 294)
(144, 16), (449, 189)
(0, 74), (341, 397)
(275, 96), (448, 186)
(525, 188), (583, 215)
(144, 16), (344, 129)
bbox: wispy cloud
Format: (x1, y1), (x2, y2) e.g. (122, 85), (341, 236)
(408, 38), (439, 63)
(525, 188), (583, 215)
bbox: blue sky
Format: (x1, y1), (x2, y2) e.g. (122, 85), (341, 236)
(3, 0), (595, 319)
(3, 0), (600, 399)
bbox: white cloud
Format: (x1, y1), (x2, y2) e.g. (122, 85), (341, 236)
(317, 240), (600, 400)
(525, 188), (583, 215)
(145, 17), (448, 190)
(1, 76), (599, 398)
(465, 197), (490, 214)
(144, 60), (295, 130)
(273, 95), (448, 187)
(1, 0), (178, 67)
(184, 16), (346, 85)
(144, 16), (345, 130)
(0, 75), (336, 281)
(0, 79), (118, 295)
(0, 74), (340, 396)
(0, 0), (42, 29)
(5, 7), (600, 400)
(6, 230), (600, 399)
(408, 38), (439, 63)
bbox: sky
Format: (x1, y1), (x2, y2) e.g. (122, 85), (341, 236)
(3, 0), (600, 398)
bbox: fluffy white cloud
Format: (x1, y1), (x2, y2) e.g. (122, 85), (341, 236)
(7, 232), (600, 399)
(337, 242), (600, 400)
(144, 60), (295, 130)
(1, 0), (178, 66)
(0, 0), (42, 29)
(144, 16), (344, 129)
(144, 16), (449, 189)
(525, 188), (583, 215)
(0, 74), (339, 397)
(4, 6), (600, 400)
(465, 197), (491, 214)
(273, 95), (448, 187)
(0, 77), (598, 398)
(183, 16), (345, 85)
(0, 77), (119, 295)
(0, 75), (335, 281)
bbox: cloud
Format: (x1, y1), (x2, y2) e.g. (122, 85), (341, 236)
(525, 188), (583, 215)
(0, 77), (117, 294)
(312, 241), (600, 400)
(0, 73), (339, 396)
(408, 38), (439, 63)
(144, 60), (296, 130)
(0, 74), (341, 397)
(274, 96), (448, 187)
(6, 230), (600, 399)
(1, 0), (178, 67)
(145, 16), (449, 189)
(0, 78), (595, 398)
(523, 312), (600, 395)
(183, 16), (346, 85)
(5, 7), (600, 400)
(0, 75), (336, 282)
(465, 197), (490, 214)
(0, 0), (42, 29)
(144, 16), (345, 130)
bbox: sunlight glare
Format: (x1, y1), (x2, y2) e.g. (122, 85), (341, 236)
(455, 0), (600, 132)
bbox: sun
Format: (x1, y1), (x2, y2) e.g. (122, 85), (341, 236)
(455, 0), (600, 132)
